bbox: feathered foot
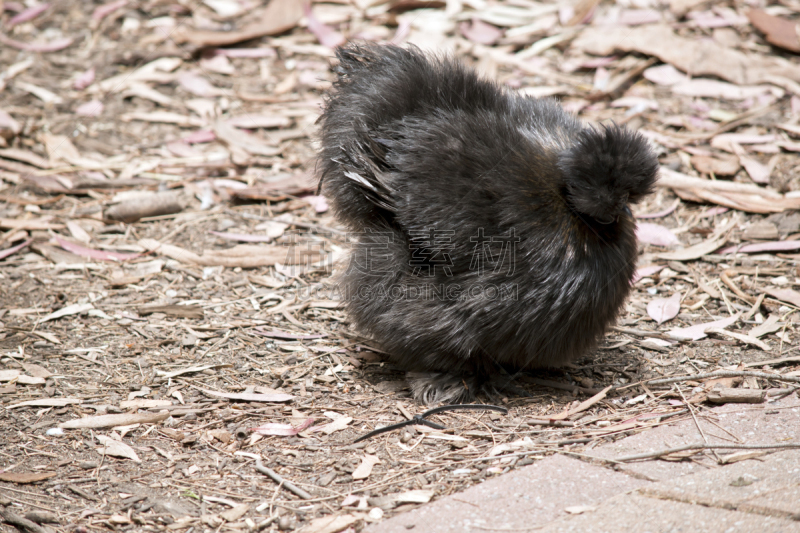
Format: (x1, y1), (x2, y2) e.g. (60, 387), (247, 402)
(407, 372), (529, 405)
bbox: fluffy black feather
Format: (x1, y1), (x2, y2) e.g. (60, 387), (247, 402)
(317, 43), (659, 404)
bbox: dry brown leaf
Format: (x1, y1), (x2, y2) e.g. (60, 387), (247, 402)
(296, 514), (362, 533)
(96, 435), (141, 462)
(139, 238), (322, 268)
(308, 415), (352, 434)
(0, 471), (57, 484)
(213, 120), (281, 156)
(0, 217), (63, 230)
(20, 363), (52, 378)
(658, 168), (800, 214)
(60, 411), (170, 429)
(667, 314), (740, 341)
(175, 0), (303, 47)
(691, 155), (740, 176)
(747, 9), (800, 54)
(764, 288), (800, 308)
(749, 314), (781, 338)
(219, 504), (249, 522)
(647, 293), (681, 324)
(706, 328), (770, 351)
(572, 24), (800, 85)
(7, 398), (82, 409)
(351, 454), (380, 480)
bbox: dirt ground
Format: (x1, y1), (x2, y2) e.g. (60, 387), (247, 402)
(1, 0), (800, 532)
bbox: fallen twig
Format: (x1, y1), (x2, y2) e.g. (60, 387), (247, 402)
(236, 453), (313, 500)
(615, 442), (800, 463)
(646, 370), (800, 386)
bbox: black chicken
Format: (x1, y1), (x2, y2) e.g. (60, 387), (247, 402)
(317, 43), (658, 404)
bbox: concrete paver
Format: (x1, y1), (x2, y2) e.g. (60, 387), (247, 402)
(642, 450), (800, 520)
(368, 394), (800, 533)
(537, 493), (800, 533)
(364, 454), (648, 533)
(590, 396), (800, 481)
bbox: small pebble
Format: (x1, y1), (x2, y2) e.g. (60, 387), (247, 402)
(278, 515), (293, 530)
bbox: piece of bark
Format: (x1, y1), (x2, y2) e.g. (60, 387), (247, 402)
(105, 191), (185, 223)
(707, 387), (766, 404)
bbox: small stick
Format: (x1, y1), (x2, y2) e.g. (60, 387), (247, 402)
(527, 419), (575, 427)
(646, 370), (800, 386)
(237, 453), (312, 500)
(720, 270), (755, 304)
(0, 509), (50, 533)
(615, 442), (800, 463)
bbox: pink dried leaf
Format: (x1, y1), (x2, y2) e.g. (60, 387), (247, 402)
(667, 314), (740, 341)
(0, 110), (21, 135)
(636, 222), (681, 247)
(304, 195), (328, 213)
(460, 18), (503, 45)
(7, 3), (49, 28)
(341, 495), (363, 507)
(0, 34), (73, 52)
(0, 239), (31, 260)
(391, 17), (412, 44)
(54, 236), (140, 262)
(178, 72), (222, 97)
(303, 3), (345, 48)
(643, 64), (688, 86)
(739, 156), (770, 184)
(633, 264), (665, 284)
(700, 206), (729, 218)
(647, 293), (681, 324)
(92, 0), (128, 21)
(199, 54), (235, 75)
(182, 130), (216, 144)
(251, 418), (315, 436)
(75, 100), (104, 116)
(73, 67), (95, 90)
(720, 240), (800, 254)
